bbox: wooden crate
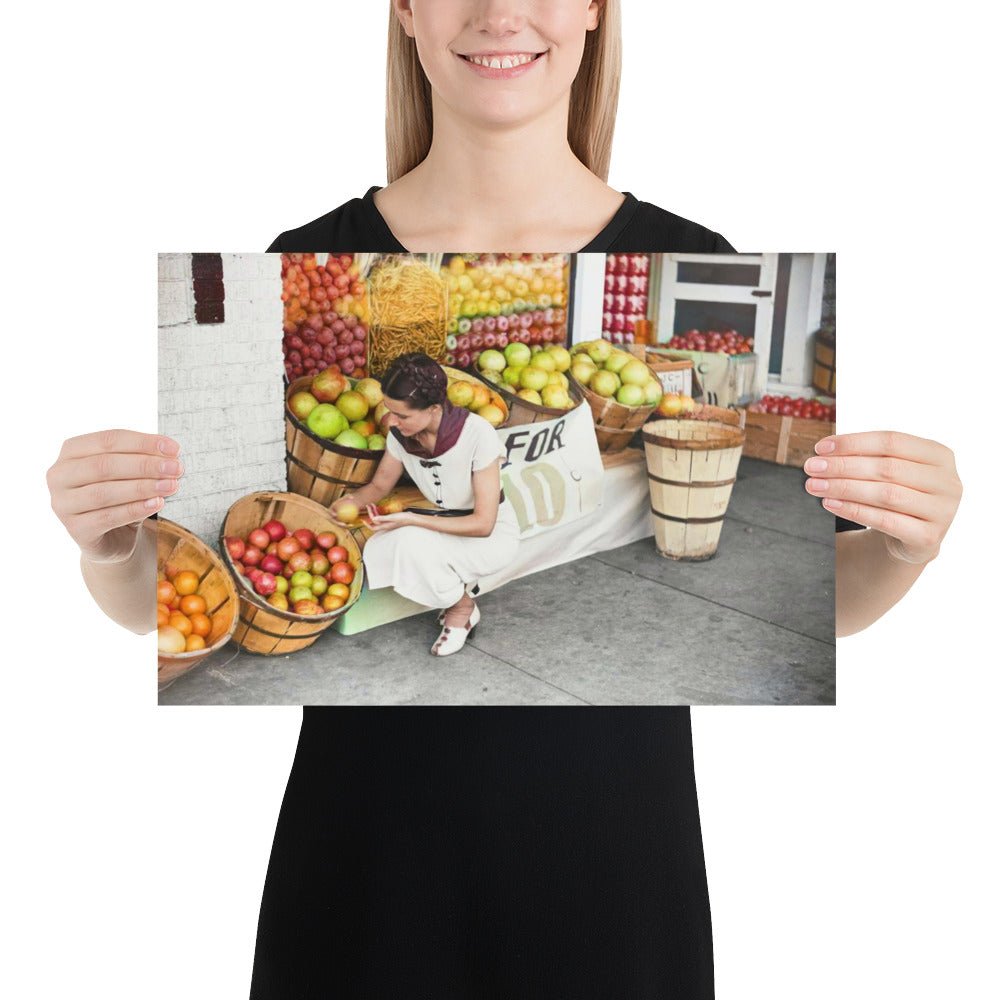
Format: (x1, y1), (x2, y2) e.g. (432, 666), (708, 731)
(741, 410), (835, 467)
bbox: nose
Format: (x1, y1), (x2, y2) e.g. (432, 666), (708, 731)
(471, 0), (526, 36)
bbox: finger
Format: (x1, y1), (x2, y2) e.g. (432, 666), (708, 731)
(818, 496), (939, 550)
(805, 475), (945, 522)
(58, 477), (180, 517)
(52, 452), (184, 490)
(68, 495), (165, 546)
(814, 431), (951, 466)
(802, 454), (940, 494)
(59, 429), (180, 462)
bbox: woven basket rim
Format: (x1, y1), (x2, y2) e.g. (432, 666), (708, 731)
(643, 417), (746, 450)
(156, 516), (239, 659)
(219, 491), (365, 623)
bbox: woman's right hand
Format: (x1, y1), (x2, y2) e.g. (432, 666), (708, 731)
(46, 429), (183, 562)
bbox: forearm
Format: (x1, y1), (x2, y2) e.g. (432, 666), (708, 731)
(835, 528), (932, 638)
(79, 519), (158, 635)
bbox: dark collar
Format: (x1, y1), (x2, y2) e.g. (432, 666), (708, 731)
(390, 400), (470, 459)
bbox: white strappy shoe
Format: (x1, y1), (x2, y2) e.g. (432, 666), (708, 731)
(431, 603), (481, 656)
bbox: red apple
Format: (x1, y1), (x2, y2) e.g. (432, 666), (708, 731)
(276, 536), (302, 562)
(248, 528), (270, 550)
(263, 519), (288, 542)
(261, 554), (283, 575)
(242, 546), (263, 567)
(224, 536), (245, 561)
(293, 528), (315, 550)
(254, 572), (277, 597)
(327, 545), (348, 565)
(288, 550), (312, 572)
(315, 532), (336, 550)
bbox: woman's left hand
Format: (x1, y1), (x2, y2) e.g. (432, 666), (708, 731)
(364, 504), (414, 534)
(803, 430), (963, 563)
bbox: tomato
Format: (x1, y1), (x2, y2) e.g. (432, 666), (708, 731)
(180, 594), (207, 617)
(156, 580), (177, 606)
(173, 571), (200, 597)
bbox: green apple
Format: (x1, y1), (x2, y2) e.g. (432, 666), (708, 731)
(367, 434), (387, 450)
(477, 349), (506, 373)
(335, 391), (369, 423)
(502, 366), (525, 388)
(619, 360), (650, 386)
(519, 366), (550, 392)
(306, 403), (348, 440)
(604, 350), (633, 375)
(504, 342), (532, 368)
(530, 351), (556, 373)
(290, 570), (314, 589)
(571, 362), (596, 386)
(616, 383), (645, 407)
(643, 380), (664, 405)
(517, 388), (543, 404)
(590, 370), (620, 398)
(545, 345), (572, 372)
(289, 391), (319, 421)
(353, 378), (383, 409)
(334, 429), (368, 449)
(585, 339), (613, 364)
(541, 384), (571, 409)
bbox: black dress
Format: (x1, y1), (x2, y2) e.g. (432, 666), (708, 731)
(249, 191), (863, 999)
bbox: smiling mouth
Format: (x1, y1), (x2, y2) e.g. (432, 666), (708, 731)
(458, 52), (546, 70)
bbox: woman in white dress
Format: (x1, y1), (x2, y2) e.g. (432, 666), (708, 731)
(332, 353), (520, 656)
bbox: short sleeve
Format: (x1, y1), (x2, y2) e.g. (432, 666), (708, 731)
(386, 430), (406, 461)
(712, 232), (737, 253)
(470, 417), (504, 471)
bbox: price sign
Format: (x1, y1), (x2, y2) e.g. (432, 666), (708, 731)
(496, 403), (604, 539)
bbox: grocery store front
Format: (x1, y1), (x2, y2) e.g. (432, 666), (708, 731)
(157, 252), (836, 706)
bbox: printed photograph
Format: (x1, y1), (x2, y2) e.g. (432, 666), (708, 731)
(156, 252), (838, 705)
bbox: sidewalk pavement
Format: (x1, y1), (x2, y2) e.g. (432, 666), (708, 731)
(159, 457), (835, 707)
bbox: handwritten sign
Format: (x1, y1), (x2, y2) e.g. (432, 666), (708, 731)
(496, 402), (605, 539)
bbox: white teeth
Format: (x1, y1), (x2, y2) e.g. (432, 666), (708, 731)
(466, 53), (536, 69)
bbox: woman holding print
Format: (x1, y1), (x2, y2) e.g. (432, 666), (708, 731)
(331, 353), (520, 655)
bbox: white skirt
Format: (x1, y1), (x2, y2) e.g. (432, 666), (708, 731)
(363, 503), (521, 609)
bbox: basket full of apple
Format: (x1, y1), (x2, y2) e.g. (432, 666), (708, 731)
(219, 491), (364, 655)
(285, 366), (392, 507)
(567, 339), (665, 452)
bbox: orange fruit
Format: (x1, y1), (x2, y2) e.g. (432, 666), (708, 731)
(179, 594), (207, 616)
(189, 612), (212, 638)
(157, 604), (170, 628)
(168, 612), (192, 637)
(185, 634), (206, 652)
(156, 580), (177, 606)
(173, 570), (200, 596)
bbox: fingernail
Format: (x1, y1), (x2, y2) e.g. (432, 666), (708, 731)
(145, 497), (162, 510)
(823, 498), (843, 509)
(805, 458), (827, 473)
(158, 439), (180, 456)
(816, 439), (835, 454)
(160, 460), (180, 476)
(808, 478), (829, 491)
(156, 479), (176, 493)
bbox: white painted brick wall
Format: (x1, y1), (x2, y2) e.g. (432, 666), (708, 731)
(158, 253), (286, 547)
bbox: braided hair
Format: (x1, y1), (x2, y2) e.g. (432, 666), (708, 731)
(381, 352), (448, 409)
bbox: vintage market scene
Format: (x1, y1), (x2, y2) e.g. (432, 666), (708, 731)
(156, 252), (837, 706)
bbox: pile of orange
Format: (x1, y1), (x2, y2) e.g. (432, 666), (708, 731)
(157, 567), (218, 653)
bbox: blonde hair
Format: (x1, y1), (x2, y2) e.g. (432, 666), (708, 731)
(385, 1), (622, 183)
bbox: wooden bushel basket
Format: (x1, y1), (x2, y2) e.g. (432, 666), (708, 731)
(641, 414), (746, 561)
(219, 491), (364, 655)
(469, 367), (582, 427)
(568, 359), (660, 453)
(443, 366), (510, 427)
(285, 376), (383, 506)
(157, 517), (239, 689)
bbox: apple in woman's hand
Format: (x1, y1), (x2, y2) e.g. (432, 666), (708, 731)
(332, 498), (360, 525)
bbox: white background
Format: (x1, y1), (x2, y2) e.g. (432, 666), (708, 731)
(2, 2), (997, 998)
